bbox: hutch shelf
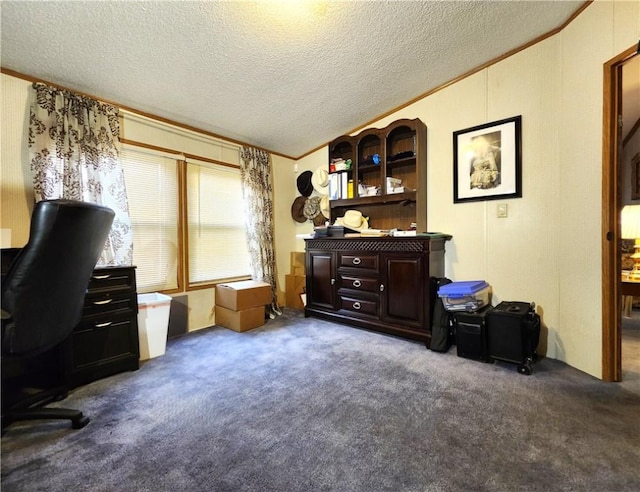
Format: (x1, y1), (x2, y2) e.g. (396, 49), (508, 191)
(328, 118), (428, 232)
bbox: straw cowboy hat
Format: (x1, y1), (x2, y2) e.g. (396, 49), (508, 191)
(335, 210), (369, 231)
(311, 167), (329, 195)
(320, 195), (330, 220)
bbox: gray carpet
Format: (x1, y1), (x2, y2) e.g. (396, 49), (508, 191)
(2, 309), (639, 492)
(622, 312), (640, 385)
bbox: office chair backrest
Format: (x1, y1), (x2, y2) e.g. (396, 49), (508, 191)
(1, 199), (115, 356)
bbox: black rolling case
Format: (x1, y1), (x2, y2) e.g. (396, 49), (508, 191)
(487, 301), (540, 375)
(453, 305), (492, 362)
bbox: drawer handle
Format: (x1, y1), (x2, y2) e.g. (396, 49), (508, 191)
(95, 321), (113, 328)
(92, 274), (111, 280)
(331, 278), (335, 285)
(380, 284), (385, 292)
(352, 280), (361, 288)
(352, 258), (361, 265)
(353, 301), (361, 310)
(93, 299), (113, 305)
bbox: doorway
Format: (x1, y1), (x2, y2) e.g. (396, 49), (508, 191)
(602, 44), (640, 382)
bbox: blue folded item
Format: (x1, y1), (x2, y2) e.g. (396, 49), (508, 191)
(438, 280), (489, 297)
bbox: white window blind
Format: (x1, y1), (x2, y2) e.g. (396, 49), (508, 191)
(121, 147), (180, 292)
(186, 160), (250, 284)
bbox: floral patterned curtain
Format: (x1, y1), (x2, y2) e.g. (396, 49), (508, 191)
(28, 83), (133, 266)
(240, 146), (281, 318)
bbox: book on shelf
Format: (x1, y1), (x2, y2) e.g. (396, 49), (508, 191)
(360, 229), (391, 237)
(328, 173), (339, 200)
(391, 230), (417, 237)
(328, 171), (351, 200)
(341, 172), (348, 199)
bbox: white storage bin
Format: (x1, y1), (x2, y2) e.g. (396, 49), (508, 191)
(137, 293), (172, 360)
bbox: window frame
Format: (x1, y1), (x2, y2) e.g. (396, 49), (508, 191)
(121, 139), (251, 294)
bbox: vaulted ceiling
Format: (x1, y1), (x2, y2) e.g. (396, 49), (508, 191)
(1, 1), (587, 158)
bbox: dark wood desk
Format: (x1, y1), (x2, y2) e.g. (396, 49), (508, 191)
(621, 281), (640, 297)
(620, 281), (640, 317)
(2, 251), (140, 388)
(65, 266), (140, 388)
(1, 247), (21, 273)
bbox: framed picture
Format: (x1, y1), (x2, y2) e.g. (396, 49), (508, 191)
(631, 153), (640, 200)
(453, 115), (522, 203)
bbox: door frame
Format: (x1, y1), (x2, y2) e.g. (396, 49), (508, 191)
(602, 44), (639, 382)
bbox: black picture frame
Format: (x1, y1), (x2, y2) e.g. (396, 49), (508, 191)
(453, 115), (522, 203)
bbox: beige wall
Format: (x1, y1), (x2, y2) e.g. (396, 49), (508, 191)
(292, 0), (639, 378)
(271, 153), (299, 303)
(2, 0), (638, 377)
(1, 75), (33, 247)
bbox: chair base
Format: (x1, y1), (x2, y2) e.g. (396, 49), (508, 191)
(1, 384), (90, 433)
(2, 407), (90, 432)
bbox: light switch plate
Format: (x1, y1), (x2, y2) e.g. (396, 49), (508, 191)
(497, 203), (508, 218)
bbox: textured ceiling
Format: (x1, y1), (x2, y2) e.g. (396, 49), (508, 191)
(1, 1), (585, 159)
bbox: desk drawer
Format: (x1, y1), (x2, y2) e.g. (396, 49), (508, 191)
(88, 268), (136, 295)
(82, 292), (137, 318)
(340, 254), (378, 270)
(339, 275), (379, 293)
(71, 313), (137, 369)
(340, 296), (378, 317)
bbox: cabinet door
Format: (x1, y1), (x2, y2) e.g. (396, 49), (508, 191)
(306, 250), (337, 310)
(381, 253), (424, 328)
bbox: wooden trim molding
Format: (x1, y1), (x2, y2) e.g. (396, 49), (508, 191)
(182, 152), (240, 170)
(602, 44), (639, 382)
(602, 57), (620, 382)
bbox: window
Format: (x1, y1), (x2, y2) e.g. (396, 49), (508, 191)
(186, 159), (251, 285)
(121, 143), (251, 293)
(121, 146), (180, 292)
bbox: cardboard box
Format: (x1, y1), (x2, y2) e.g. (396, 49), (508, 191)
(216, 305), (265, 332)
(285, 274), (306, 310)
(215, 280), (271, 311)
(290, 252), (305, 276)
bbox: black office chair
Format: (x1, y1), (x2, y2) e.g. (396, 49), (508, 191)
(1, 199), (115, 431)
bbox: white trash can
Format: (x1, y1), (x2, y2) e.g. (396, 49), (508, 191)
(137, 293), (172, 360)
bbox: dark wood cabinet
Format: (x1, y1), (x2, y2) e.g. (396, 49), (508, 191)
(65, 266), (140, 388)
(381, 253), (424, 328)
(305, 236), (450, 347)
(307, 250), (337, 311)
